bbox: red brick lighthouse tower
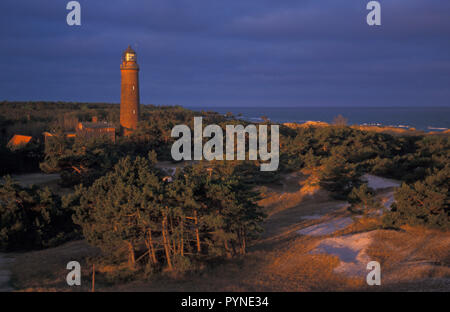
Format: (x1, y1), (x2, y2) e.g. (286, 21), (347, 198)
(120, 45), (140, 135)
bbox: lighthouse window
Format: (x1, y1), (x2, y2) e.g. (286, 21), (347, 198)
(133, 110), (136, 114)
(133, 85), (135, 90)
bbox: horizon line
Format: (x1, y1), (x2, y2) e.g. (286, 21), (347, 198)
(1, 100), (449, 109)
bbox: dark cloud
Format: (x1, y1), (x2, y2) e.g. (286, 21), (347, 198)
(0, 0), (449, 107)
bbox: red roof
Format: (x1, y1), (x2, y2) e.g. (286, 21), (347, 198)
(8, 134), (32, 148)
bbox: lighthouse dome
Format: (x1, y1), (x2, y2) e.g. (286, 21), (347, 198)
(122, 45), (137, 62)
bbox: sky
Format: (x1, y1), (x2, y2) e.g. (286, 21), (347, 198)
(0, 0), (449, 107)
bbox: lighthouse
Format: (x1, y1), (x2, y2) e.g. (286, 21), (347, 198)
(120, 45), (140, 135)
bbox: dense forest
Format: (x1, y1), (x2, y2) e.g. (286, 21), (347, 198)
(0, 101), (448, 278)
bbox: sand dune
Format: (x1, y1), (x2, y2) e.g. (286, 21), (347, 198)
(311, 232), (373, 277)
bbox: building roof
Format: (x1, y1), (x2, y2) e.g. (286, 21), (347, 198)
(43, 131), (76, 138)
(78, 121), (116, 130)
(7, 134), (32, 148)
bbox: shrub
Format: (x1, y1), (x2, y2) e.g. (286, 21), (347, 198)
(383, 166), (449, 230)
(0, 176), (75, 250)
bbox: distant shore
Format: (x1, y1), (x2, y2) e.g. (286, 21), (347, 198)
(282, 120), (450, 135)
(200, 106), (450, 132)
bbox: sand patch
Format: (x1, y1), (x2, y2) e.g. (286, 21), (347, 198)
(362, 174), (400, 190)
(362, 174), (400, 213)
(311, 232), (374, 277)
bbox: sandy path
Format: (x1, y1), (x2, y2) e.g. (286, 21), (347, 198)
(7, 173), (60, 188)
(362, 174), (400, 190)
(0, 253), (14, 292)
(292, 175), (402, 277)
(297, 217), (353, 236)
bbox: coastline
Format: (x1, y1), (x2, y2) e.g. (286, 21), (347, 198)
(198, 106), (450, 133)
(282, 120), (450, 135)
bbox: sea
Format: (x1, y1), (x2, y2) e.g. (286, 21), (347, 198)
(189, 107), (450, 132)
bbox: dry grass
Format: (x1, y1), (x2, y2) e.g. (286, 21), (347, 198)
(8, 169), (450, 292)
(10, 240), (99, 292)
(12, 226), (448, 292)
(259, 235), (364, 291)
(109, 235), (363, 292)
(365, 227), (450, 291)
(337, 216), (381, 236)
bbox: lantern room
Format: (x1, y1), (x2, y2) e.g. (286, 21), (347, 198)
(122, 45), (137, 63)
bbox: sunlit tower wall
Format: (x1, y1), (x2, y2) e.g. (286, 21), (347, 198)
(120, 46), (140, 135)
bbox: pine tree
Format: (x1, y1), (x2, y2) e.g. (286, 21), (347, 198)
(383, 165), (449, 229)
